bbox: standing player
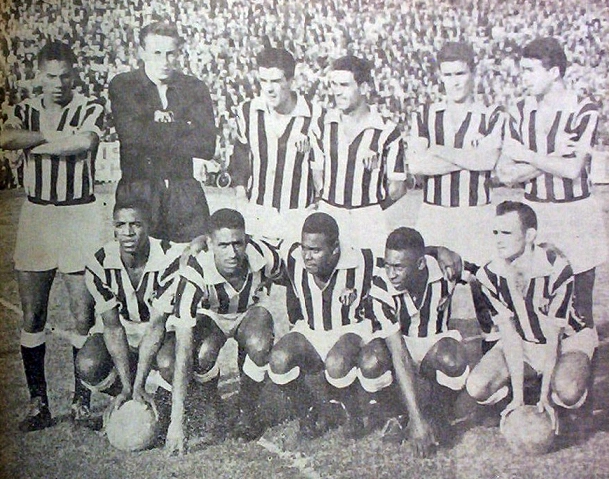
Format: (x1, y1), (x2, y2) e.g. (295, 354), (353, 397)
(314, 55), (407, 254)
(407, 42), (503, 266)
(496, 37), (607, 331)
(109, 21), (216, 243)
(133, 209), (283, 454)
(76, 200), (180, 423)
(0, 41), (104, 431)
(466, 201), (595, 427)
(407, 42), (504, 349)
(361, 227), (469, 445)
(230, 47), (322, 245)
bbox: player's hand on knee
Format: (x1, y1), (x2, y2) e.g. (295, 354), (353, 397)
(165, 420), (186, 456)
(407, 416), (437, 458)
(536, 397), (558, 434)
(339, 288), (357, 306)
(359, 149), (380, 171)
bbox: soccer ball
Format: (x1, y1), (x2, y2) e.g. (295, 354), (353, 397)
(501, 405), (555, 456)
(106, 400), (159, 452)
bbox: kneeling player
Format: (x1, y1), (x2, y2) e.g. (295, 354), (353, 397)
(76, 200), (180, 426)
(362, 227), (469, 445)
(466, 201), (596, 430)
(133, 209), (283, 454)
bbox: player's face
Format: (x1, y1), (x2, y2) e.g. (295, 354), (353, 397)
(210, 227), (247, 277)
(520, 58), (556, 97)
(384, 248), (423, 292)
(38, 60), (74, 106)
(330, 70), (365, 114)
(440, 61), (474, 104)
(301, 232), (339, 278)
(258, 67), (293, 113)
(113, 208), (149, 255)
(493, 212), (528, 262)
(140, 34), (179, 83)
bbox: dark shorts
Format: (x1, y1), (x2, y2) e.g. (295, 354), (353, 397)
(116, 178), (210, 243)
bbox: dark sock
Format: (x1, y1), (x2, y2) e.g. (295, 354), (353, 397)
(72, 346), (91, 406)
(21, 343), (48, 406)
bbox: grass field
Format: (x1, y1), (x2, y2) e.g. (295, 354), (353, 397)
(1, 184), (609, 479)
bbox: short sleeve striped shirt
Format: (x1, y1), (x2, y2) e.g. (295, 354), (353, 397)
(367, 256), (453, 338)
(285, 242), (375, 331)
(315, 108), (406, 209)
(475, 244), (587, 344)
(235, 95), (323, 211)
(412, 102), (503, 207)
(4, 94), (104, 206)
(506, 93), (599, 203)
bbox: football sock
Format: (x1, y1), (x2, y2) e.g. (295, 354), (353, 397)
(20, 330), (48, 406)
(72, 346), (91, 406)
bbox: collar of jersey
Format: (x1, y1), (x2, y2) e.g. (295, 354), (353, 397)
(324, 107), (388, 135)
(103, 237), (170, 273)
(252, 94), (312, 118)
(432, 100), (488, 115)
(380, 255), (444, 296)
(191, 242), (267, 285)
(486, 244), (555, 278)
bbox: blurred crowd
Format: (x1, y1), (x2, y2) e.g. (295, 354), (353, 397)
(1, 0), (608, 170)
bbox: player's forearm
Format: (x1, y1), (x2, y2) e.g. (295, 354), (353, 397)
(30, 132), (100, 156)
(170, 326), (194, 427)
(495, 155), (542, 184)
(498, 318), (525, 404)
(386, 332), (427, 426)
(133, 314), (167, 392)
(527, 151), (586, 180)
(104, 325), (133, 394)
(0, 128), (46, 150)
(540, 329), (560, 400)
(445, 145), (501, 172)
(312, 169), (324, 199)
(408, 150), (460, 175)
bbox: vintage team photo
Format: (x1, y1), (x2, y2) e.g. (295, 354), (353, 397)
(1, 0), (609, 477)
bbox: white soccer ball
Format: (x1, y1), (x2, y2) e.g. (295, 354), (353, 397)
(106, 400), (159, 452)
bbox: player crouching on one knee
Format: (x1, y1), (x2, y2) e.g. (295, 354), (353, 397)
(361, 227), (470, 451)
(133, 209), (283, 454)
(76, 200), (181, 429)
(465, 201), (597, 430)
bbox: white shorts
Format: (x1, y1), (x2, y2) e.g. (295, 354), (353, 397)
(14, 200), (103, 273)
(318, 202), (388, 256)
(402, 329), (464, 367)
(291, 320), (373, 362)
(89, 316), (150, 350)
(416, 202), (496, 265)
(525, 196), (608, 273)
(166, 298), (273, 338)
(515, 327), (598, 374)
(243, 202), (310, 246)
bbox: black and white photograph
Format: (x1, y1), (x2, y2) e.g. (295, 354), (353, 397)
(1, 0), (609, 477)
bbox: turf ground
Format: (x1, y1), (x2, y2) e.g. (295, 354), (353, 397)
(1, 184), (609, 479)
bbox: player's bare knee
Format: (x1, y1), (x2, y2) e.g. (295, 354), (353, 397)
(242, 332), (274, 366)
(465, 370), (492, 402)
(76, 334), (112, 385)
(429, 338), (468, 377)
(325, 350), (357, 379)
(156, 345), (175, 382)
(552, 352), (590, 407)
(269, 345), (293, 375)
(358, 340), (391, 379)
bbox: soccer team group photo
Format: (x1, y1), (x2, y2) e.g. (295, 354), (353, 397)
(1, 0), (609, 477)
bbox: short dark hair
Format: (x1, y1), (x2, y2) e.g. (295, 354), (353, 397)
(437, 42), (476, 71)
(522, 37), (567, 77)
(113, 198), (152, 225)
(302, 212), (339, 246)
(139, 21), (183, 48)
(37, 41), (77, 69)
(385, 227), (425, 256)
(496, 201), (538, 231)
(332, 55), (373, 85)
(256, 48), (296, 80)
(209, 208), (245, 233)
